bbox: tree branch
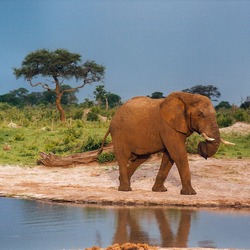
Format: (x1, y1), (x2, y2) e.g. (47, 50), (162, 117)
(61, 81), (88, 95)
(27, 78), (52, 91)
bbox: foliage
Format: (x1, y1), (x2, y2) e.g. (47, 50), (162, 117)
(186, 133), (202, 154)
(0, 120), (109, 165)
(13, 48), (105, 121)
(86, 111), (99, 121)
(93, 85), (121, 109)
(182, 85), (221, 101)
(216, 107), (250, 127)
(98, 152), (116, 163)
(0, 87), (78, 107)
(148, 92), (165, 99)
(81, 135), (105, 152)
(215, 101), (231, 110)
(186, 132), (250, 158)
(216, 113), (234, 127)
(240, 96), (250, 109)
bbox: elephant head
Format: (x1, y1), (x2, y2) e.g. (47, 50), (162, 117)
(161, 92), (220, 159)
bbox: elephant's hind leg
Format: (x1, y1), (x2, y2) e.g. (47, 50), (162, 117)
(152, 152), (174, 192)
(127, 154), (151, 181)
(115, 147), (133, 191)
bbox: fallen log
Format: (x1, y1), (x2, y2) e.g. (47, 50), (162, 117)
(37, 144), (113, 167)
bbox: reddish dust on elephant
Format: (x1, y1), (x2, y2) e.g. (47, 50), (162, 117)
(99, 92), (231, 195)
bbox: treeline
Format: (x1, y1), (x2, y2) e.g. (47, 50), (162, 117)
(0, 84), (250, 128)
(0, 94), (249, 129)
(0, 86), (77, 107)
(0, 85), (121, 109)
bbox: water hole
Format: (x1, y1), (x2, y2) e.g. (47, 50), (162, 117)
(0, 198), (249, 249)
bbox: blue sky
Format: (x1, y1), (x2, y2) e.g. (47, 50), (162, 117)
(1, 0), (250, 105)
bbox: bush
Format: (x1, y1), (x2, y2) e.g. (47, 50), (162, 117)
(98, 152), (115, 163)
(81, 135), (102, 152)
(14, 133), (25, 141)
(233, 109), (249, 122)
(216, 113), (234, 128)
(86, 112), (99, 121)
(186, 133), (202, 154)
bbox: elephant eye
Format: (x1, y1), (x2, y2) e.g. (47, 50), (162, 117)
(197, 111), (204, 117)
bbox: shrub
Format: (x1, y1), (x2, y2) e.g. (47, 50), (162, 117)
(81, 135), (102, 152)
(233, 109), (249, 122)
(86, 112), (99, 121)
(216, 113), (234, 128)
(14, 133), (25, 141)
(98, 152), (115, 163)
(186, 133), (201, 154)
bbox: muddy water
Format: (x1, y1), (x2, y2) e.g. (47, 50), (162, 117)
(0, 198), (249, 249)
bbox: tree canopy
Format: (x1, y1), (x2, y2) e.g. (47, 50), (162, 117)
(240, 96), (250, 109)
(215, 101), (232, 110)
(148, 91), (165, 99)
(182, 85), (221, 101)
(93, 85), (121, 109)
(13, 49), (105, 121)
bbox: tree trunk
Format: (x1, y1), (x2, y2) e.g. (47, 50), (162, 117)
(38, 144), (113, 167)
(55, 80), (66, 122)
(105, 97), (109, 110)
(56, 97), (66, 122)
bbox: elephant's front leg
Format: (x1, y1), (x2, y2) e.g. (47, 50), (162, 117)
(163, 136), (196, 195)
(175, 154), (196, 195)
(152, 152), (174, 192)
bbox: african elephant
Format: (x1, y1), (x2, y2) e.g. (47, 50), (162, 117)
(100, 92), (221, 195)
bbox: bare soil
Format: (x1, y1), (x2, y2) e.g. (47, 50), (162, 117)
(220, 121), (250, 135)
(0, 154), (249, 208)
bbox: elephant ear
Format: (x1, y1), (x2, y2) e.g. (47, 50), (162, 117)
(160, 94), (188, 134)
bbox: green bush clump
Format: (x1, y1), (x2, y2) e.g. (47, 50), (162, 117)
(233, 109), (249, 122)
(81, 135), (102, 152)
(98, 152), (115, 163)
(186, 133), (202, 154)
(14, 133), (25, 141)
(216, 113), (234, 128)
(86, 112), (99, 121)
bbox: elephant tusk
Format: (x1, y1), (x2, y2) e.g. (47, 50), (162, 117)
(220, 138), (236, 146)
(201, 132), (215, 142)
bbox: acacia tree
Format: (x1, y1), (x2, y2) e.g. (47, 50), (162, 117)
(182, 85), (221, 101)
(13, 49), (105, 122)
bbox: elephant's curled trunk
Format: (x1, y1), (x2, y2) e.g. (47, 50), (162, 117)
(197, 128), (220, 159)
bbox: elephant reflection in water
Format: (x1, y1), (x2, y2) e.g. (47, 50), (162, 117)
(112, 208), (193, 248)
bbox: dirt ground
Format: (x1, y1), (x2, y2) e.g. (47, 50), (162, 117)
(0, 154), (249, 208)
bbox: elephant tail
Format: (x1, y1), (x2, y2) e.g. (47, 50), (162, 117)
(98, 128), (111, 155)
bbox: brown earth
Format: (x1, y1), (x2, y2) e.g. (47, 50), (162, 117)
(220, 121), (250, 135)
(0, 154), (249, 208)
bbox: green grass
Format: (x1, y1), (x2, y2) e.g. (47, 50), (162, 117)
(0, 121), (249, 166)
(216, 133), (250, 158)
(186, 132), (250, 159)
(0, 121), (110, 166)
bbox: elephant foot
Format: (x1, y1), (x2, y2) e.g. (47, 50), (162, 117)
(180, 187), (196, 195)
(118, 185), (132, 191)
(152, 185), (168, 192)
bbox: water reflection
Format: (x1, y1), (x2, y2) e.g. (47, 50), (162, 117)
(113, 208), (192, 247)
(0, 198), (249, 249)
